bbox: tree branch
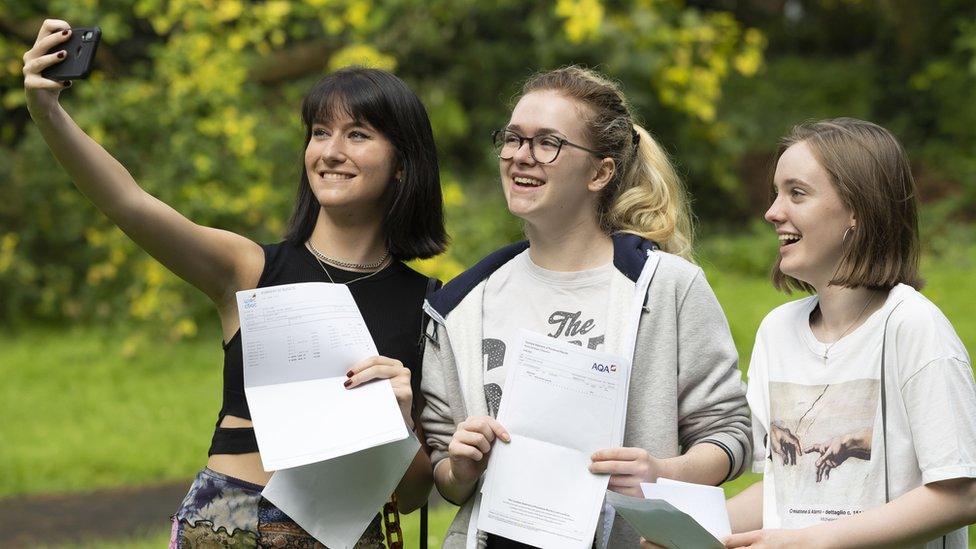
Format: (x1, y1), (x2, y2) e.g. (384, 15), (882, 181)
(249, 39), (337, 85)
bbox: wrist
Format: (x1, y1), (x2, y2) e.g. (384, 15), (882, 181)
(446, 461), (469, 487)
(840, 433), (861, 453)
(26, 94), (63, 126)
(450, 460), (482, 490)
(801, 523), (836, 549)
(440, 460), (478, 504)
(649, 453), (672, 482)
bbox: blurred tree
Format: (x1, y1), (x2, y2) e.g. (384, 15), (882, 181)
(706, 0), (975, 225)
(0, 0), (763, 332)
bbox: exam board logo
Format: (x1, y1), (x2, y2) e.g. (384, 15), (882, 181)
(591, 363), (617, 373)
(243, 293), (258, 310)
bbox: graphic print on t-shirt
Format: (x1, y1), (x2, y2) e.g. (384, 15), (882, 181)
(768, 378), (882, 526)
(481, 250), (613, 419)
(483, 338), (507, 416)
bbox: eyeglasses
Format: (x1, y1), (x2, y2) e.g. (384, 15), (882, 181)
(491, 129), (601, 164)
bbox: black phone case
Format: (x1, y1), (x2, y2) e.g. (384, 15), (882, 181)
(41, 27), (101, 80)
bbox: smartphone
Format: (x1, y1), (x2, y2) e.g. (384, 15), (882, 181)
(41, 27), (101, 80)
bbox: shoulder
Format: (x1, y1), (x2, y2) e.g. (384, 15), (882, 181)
(645, 251), (705, 298)
(427, 241), (528, 318)
(645, 251), (728, 312)
(260, 239), (297, 264)
(653, 250), (702, 281)
(392, 260), (434, 285)
(240, 240), (283, 287)
(757, 295), (816, 335)
(886, 284), (969, 363)
(253, 239), (318, 284)
(887, 284), (951, 334)
(887, 284), (944, 325)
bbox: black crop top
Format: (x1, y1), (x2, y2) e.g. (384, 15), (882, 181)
(208, 240), (432, 456)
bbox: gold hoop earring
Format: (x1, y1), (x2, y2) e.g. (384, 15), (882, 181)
(843, 225), (855, 242)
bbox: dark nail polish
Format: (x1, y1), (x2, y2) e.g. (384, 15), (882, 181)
(63, 81), (72, 87)
(57, 51), (65, 58)
(346, 370), (354, 378)
(62, 30), (69, 36)
(343, 379), (352, 388)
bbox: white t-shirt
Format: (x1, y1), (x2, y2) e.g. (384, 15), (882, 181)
(746, 284), (976, 548)
(481, 250), (612, 417)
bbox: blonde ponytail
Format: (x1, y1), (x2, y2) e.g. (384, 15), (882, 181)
(607, 125), (694, 260)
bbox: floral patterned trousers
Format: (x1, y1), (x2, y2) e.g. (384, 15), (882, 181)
(170, 468), (385, 548)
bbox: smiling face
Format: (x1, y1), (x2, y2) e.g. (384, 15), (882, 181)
(500, 90), (613, 231)
(766, 141), (856, 290)
(303, 109), (398, 214)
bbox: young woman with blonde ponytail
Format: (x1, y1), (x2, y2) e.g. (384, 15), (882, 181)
(420, 66), (750, 547)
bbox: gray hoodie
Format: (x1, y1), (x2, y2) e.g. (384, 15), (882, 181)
(421, 234), (751, 548)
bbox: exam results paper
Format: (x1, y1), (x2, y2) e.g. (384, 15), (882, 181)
(236, 282), (407, 471)
(479, 330), (630, 548)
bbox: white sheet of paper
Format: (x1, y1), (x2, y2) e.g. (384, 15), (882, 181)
(605, 490), (725, 549)
(478, 330), (630, 548)
(262, 433), (420, 549)
(641, 478), (731, 539)
(237, 283), (407, 471)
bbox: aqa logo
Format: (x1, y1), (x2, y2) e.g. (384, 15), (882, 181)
(591, 363), (616, 373)
(243, 293), (258, 310)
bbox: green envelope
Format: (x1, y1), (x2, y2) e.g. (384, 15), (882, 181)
(605, 491), (725, 549)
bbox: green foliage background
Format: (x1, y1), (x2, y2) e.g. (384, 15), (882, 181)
(0, 0), (973, 340)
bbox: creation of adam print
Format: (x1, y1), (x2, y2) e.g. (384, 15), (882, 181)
(768, 378), (883, 526)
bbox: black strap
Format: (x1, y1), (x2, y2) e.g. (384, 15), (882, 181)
(418, 277), (442, 350)
(880, 302), (902, 504)
(417, 277), (440, 549)
(420, 504), (428, 549)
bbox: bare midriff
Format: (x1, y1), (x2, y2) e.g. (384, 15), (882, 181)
(206, 414), (273, 486)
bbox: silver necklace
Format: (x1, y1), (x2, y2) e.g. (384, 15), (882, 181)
(306, 240), (389, 270)
(817, 293), (875, 363)
(305, 242), (388, 285)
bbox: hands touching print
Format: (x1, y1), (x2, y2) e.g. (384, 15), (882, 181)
(769, 421), (872, 482)
(803, 427), (872, 482)
(769, 422), (803, 466)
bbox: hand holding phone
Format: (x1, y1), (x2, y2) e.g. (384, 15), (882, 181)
(40, 26), (100, 80)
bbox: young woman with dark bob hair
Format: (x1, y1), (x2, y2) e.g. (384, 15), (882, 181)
(723, 118), (976, 548)
(23, 19), (446, 547)
(421, 66), (751, 548)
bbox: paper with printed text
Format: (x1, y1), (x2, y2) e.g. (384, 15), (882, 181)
(478, 330), (629, 548)
(236, 282), (407, 471)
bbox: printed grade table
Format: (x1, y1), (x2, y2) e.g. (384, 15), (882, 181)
(236, 283), (407, 471)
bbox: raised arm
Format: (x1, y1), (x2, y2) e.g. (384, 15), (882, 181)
(23, 19), (263, 307)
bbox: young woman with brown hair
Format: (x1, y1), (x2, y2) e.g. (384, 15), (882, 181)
(724, 118), (976, 548)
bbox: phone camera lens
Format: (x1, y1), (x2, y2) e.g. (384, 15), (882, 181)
(83, 31), (93, 41)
